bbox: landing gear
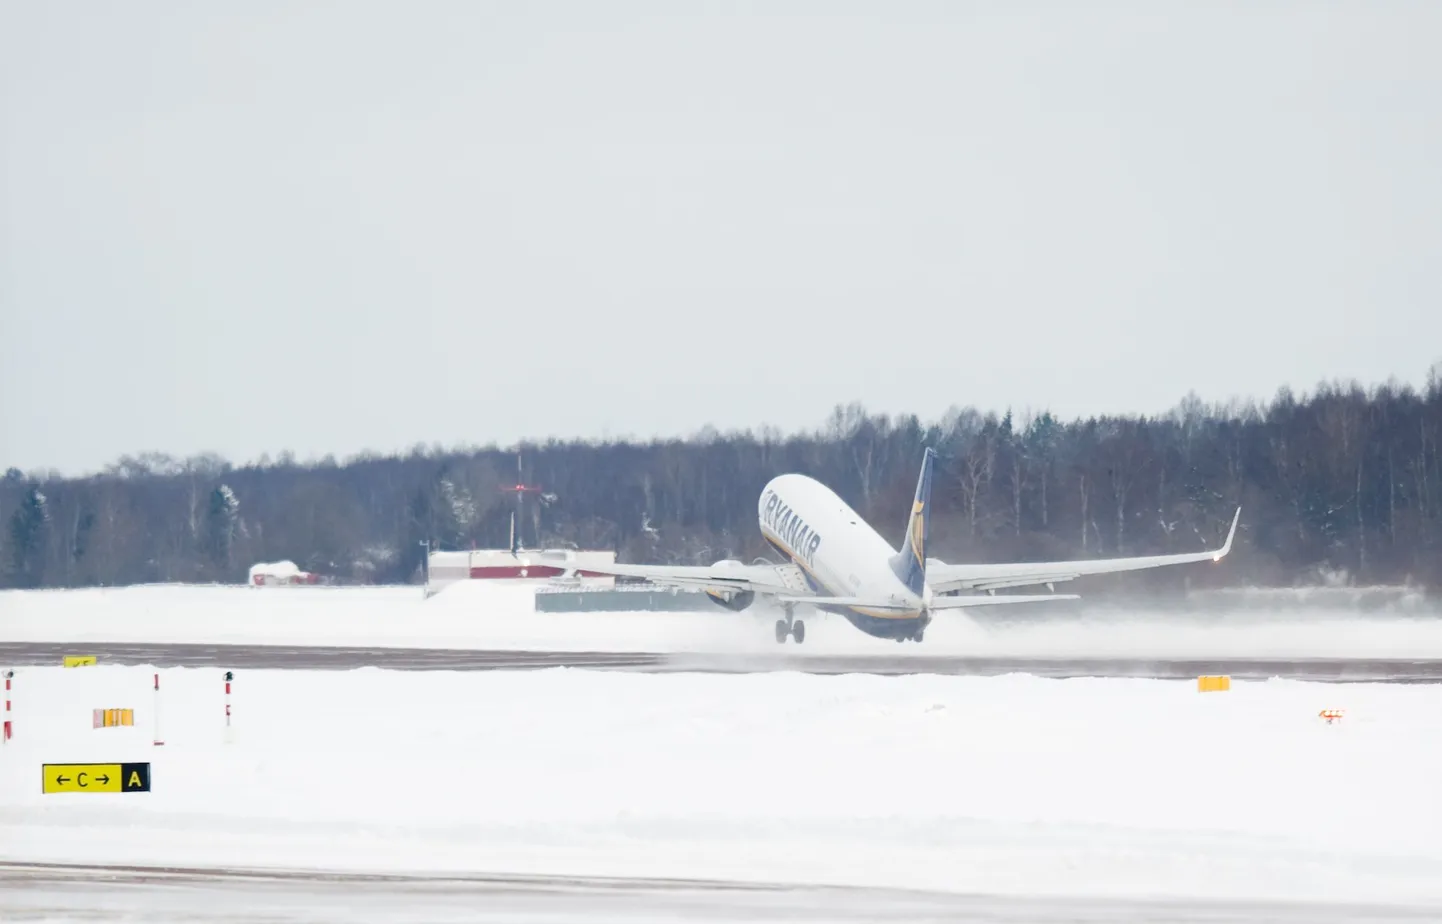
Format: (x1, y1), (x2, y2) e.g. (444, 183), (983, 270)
(774, 605), (806, 644)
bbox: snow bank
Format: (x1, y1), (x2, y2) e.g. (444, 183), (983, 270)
(249, 559), (303, 580)
(248, 560), (319, 586)
(0, 582), (757, 651)
(1, 665), (1440, 905)
(7, 582), (1442, 659)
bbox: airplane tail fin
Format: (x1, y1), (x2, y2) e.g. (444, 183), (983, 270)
(889, 447), (935, 597)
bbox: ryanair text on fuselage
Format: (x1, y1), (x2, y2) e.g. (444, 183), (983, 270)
(761, 489), (822, 567)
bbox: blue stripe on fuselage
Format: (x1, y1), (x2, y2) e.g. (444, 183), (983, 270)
(815, 606), (927, 640)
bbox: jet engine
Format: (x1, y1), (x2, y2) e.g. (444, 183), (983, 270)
(701, 560), (755, 611)
(705, 588), (755, 612)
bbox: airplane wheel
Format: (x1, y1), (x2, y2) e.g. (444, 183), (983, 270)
(792, 619), (805, 644)
(775, 619), (788, 644)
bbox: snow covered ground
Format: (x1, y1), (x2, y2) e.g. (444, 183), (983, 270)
(3, 662), (1442, 910)
(5, 583), (1442, 917)
(5, 581), (1442, 659)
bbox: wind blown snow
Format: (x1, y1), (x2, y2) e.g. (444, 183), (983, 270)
(4, 583), (1442, 659)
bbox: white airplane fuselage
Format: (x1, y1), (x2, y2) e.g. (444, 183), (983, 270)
(757, 472), (932, 640)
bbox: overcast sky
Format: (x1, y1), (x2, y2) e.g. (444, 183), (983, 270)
(3, 1), (1440, 476)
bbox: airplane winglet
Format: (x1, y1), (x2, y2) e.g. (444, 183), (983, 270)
(1215, 507), (1241, 561)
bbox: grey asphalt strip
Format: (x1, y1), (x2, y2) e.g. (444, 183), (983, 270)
(2, 861), (1438, 923)
(1, 641), (1440, 681)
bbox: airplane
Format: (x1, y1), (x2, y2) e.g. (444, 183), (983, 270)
(572, 447), (1240, 644)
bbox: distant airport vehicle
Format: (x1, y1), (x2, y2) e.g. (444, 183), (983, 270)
(572, 448), (1240, 644)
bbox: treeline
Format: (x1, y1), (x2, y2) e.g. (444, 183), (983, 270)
(4, 374), (1442, 591)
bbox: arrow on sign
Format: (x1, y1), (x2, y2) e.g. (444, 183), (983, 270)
(56, 775), (70, 785)
(96, 774), (110, 785)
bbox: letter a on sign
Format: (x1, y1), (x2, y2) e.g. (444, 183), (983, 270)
(120, 762), (151, 792)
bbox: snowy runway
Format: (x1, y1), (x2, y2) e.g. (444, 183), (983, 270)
(5, 584), (1442, 918)
(6, 583), (1442, 662)
(3, 663), (1442, 912)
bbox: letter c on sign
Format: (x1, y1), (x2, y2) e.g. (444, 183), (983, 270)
(78, 772), (89, 787)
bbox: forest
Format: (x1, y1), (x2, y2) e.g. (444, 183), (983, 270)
(4, 373), (1442, 593)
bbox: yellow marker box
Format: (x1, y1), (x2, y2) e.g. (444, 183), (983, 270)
(63, 656), (97, 668)
(1197, 675), (1231, 692)
(92, 708), (134, 728)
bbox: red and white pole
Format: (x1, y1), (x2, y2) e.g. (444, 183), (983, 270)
(223, 671), (233, 743)
(152, 672), (165, 746)
(3, 670), (13, 743)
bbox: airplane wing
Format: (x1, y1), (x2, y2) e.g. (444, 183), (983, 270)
(565, 560), (803, 597)
(927, 593), (1079, 609)
(927, 507), (1240, 595)
(775, 595), (915, 610)
(773, 593), (1079, 610)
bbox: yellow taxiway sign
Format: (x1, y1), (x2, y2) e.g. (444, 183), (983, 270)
(42, 762), (150, 794)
